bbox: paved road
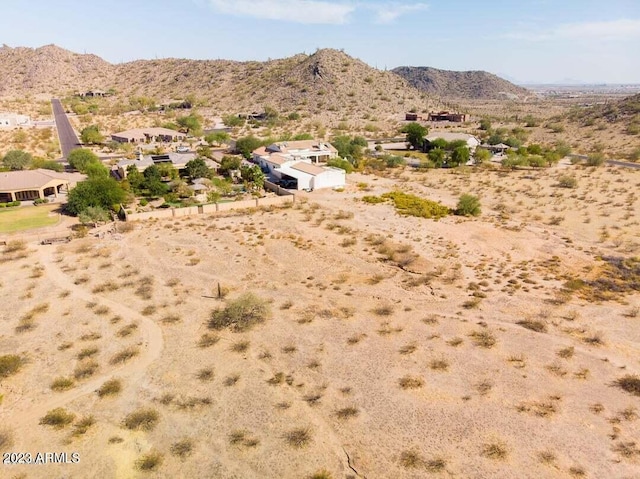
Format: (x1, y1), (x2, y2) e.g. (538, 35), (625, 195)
(608, 160), (640, 170)
(51, 99), (80, 159)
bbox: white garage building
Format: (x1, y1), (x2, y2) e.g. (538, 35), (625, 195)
(279, 162), (346, 190)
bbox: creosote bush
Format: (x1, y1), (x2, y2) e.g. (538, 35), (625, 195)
(40, 408), (76, 429)
(97, 378), (122, 398)
(614, 375), (640, 397)
(0, 354), (24, 378)
(209, 293), (270, 332)
(455, 194), (481, 217)
(123, 408), (159, 431)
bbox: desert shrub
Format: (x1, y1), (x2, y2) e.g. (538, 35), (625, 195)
(170, 439), (194, 459)
(469, 330), (497, 348)
(308, 470), (333, 479)
(77, 347), (99, 360)
(399, 375), (424, 389)
(284, 427), (312, 448)
(197, 333), (220, 348)
(558, 175), (578, 188)
(614, 375), (640, 397)
(455, 194), (481, 217)
(72, 416), (96, 436)
(51, 377), (75, 391)
(0, 354), (24, 378)
(481, 442), (509, 460)
(97, 379), (122, 397)
(40, 408), (75, 428)
(123, 408), (159, 431)
(136, 451), (163, 471)
(0, 429), (14, 450)
(209, 293), (270, 332)
(110, 347), (139, 364)
(381, 191), (449, 219)
(586, 152), (605, 166)
(335, 406), (359, 419)
(516, 320), (547, 333)
(73, 360), (99, 379)
(400, 449), (424, 468)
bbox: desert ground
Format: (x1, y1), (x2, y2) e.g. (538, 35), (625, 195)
(1, 162), (640, 479)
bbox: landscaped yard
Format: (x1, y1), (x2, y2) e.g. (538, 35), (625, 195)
(0, 205), (60, 233)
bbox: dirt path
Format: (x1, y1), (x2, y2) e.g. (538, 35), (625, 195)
(9, 245), (164, 433)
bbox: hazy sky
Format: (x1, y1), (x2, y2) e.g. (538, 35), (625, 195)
(2, 0), (639, 83)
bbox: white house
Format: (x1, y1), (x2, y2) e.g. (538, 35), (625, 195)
(252, 140), (345, 190)
(425, 132), (480, 151)
(279, 162), (346, 191)
(0, 113), (31, 129)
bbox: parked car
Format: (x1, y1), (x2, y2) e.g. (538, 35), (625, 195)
(176, 146), (189, 153)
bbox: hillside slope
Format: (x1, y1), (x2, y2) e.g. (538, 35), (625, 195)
(392, 66), (530, 100)
(0, 44), (113, 97)
(0, 45), (435, 117)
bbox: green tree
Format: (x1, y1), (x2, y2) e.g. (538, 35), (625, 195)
(401, 122), (428, 150)
(450, 146), (470, 166)
(332, 135), (367, 162)
(240, 165), (265, 192)
(327, 158), (354, 173)
(80, 125), (103, 145)
(235, 136), (262, 159)
(143, 164), (161, 182)
(204, 131), (230, 146)
(68, 149), (100, 173)
(196, 145), (213, 159)
(176, 113), (203, 136)
(218, 156), (241, 177)
(456, 194), (481, 217)
(586, 152), (605, 167)
(157, 163), (179, 180)
(473, 148), (492, 165)
(84, 162), (110, 178)
(78, 206), (110, 226)
(554, 141), (572, 158)
(222, 115), (245, 128)
(185, 158), (211, 180)
(126, 165), (145, 192)
(479, 118), (492, 131)
(427, 148), (446, 167)
(67, 177), (126, 215)
(2, 150), (32, 170)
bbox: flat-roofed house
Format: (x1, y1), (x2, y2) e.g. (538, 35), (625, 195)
(116, 152), (218, 178)
(0, 169), (85, 202)
(111, 128), (187, 144)
(0, 113), (31, 129)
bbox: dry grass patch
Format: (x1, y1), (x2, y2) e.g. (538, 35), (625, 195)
(50, 377), (75, 391)
(196, 368), (214, 381)
(399, 449), (424, 469)
(40, 408), (75, 429)
(97, 379), (122, 398)
(0, 354), (25, 378)
(72, 416), (96, 437)
(516, 319), (547, 333)
(230, 340), (250, 353)
(557, 346), (575, 359)
(197, 332), (219, 348)
(335, 406), (359, 420)
(116, 322), (138, 337)
(516, 397), (561, 417)
(284, 427), (312, 448)
(229, 430), (260, 448)
(429, 358), (450, 371)
(469, 330), (497, 348)
(77, 347), (99, 360)
(170, 439), (194, 459)
(160, 313), (181, 324)
(123, 408), (159, 431)
(136, 451), (163, 471)
(110, 346), (139, 365)
(209, 293), (270, 332)
(73, 360), (99, 380)
(0, 428), (14, 451)
(399, 343), (417, 355)
(399, 375), (424, 390)
(481, 441), (509, 460)
(614, 375), (640, 397)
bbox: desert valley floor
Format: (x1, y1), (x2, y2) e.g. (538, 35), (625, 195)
(1, 164), (639, 479)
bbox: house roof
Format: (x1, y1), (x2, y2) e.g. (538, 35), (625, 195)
(426, 132), (479, 143)
(290, 162), (327, 176)
(111, 127), (186, 140)
(264, 140), (337, 155)
(266, 154), (291, 166)
(0, 169), (85, 192)
(118, 152), (198, 169)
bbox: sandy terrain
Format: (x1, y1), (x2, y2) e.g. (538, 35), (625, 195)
(1, 162), (639, 479)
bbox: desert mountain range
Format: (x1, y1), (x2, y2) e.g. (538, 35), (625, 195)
(0, 45), (529, 114)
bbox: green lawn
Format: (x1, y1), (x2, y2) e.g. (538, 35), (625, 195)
(0, 205), (60, 233)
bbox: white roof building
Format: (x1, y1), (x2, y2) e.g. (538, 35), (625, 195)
(0, 113), (31, 129)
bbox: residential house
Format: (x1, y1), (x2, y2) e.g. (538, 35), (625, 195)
(0, 169), (85, 202)
(0, 113), (31, 129)
(116, 152), (211, 178)
(111, 128), (187, 144)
